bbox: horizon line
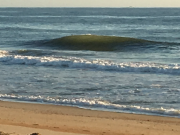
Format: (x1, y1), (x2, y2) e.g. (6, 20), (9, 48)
(0, 6), (180, 8)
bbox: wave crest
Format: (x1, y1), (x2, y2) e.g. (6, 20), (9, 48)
(47, 35), (155, 51)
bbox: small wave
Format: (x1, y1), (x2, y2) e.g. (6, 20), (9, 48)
(46, 35), (156, 51)
(0, 94), (180, 117)
(1, 53), (180, 75)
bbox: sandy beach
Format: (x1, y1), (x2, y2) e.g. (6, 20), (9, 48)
(0, 101), (180, 135)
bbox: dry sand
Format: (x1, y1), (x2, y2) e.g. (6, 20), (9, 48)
(0, 101), (180, 135)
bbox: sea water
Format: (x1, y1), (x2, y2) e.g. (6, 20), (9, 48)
(1, 8), (180, 117)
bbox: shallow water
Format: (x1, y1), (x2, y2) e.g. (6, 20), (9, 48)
(1, 8), (180, 117)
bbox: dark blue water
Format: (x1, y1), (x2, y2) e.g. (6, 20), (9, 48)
(1, 8), (180, 117)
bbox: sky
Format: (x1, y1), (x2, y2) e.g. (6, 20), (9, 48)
(0, 0), (180, 7)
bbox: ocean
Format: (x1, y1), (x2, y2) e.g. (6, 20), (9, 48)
(1, 8), (180, 117)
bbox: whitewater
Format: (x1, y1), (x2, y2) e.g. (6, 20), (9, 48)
(1, 8), (180, 117)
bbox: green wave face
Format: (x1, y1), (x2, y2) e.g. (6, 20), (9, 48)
(49, 35), (153, 51)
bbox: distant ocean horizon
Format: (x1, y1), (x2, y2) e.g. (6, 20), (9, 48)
(1, 8), (180, 117)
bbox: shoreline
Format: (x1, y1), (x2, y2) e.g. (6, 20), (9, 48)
(1, 99), (179, 119)
(0, 101), (180, 135)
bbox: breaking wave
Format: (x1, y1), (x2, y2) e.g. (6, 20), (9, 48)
(18, 35), (180, 52)
(45, 35), (160, 51)
(0, 52), (180, 75)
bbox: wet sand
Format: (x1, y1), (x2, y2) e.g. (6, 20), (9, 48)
(0, 101), (180, 135)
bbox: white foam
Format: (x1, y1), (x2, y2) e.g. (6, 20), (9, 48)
(0, 94), (180, 117)
(0, 54), (180, 75)
(0, 50), (8, 55)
